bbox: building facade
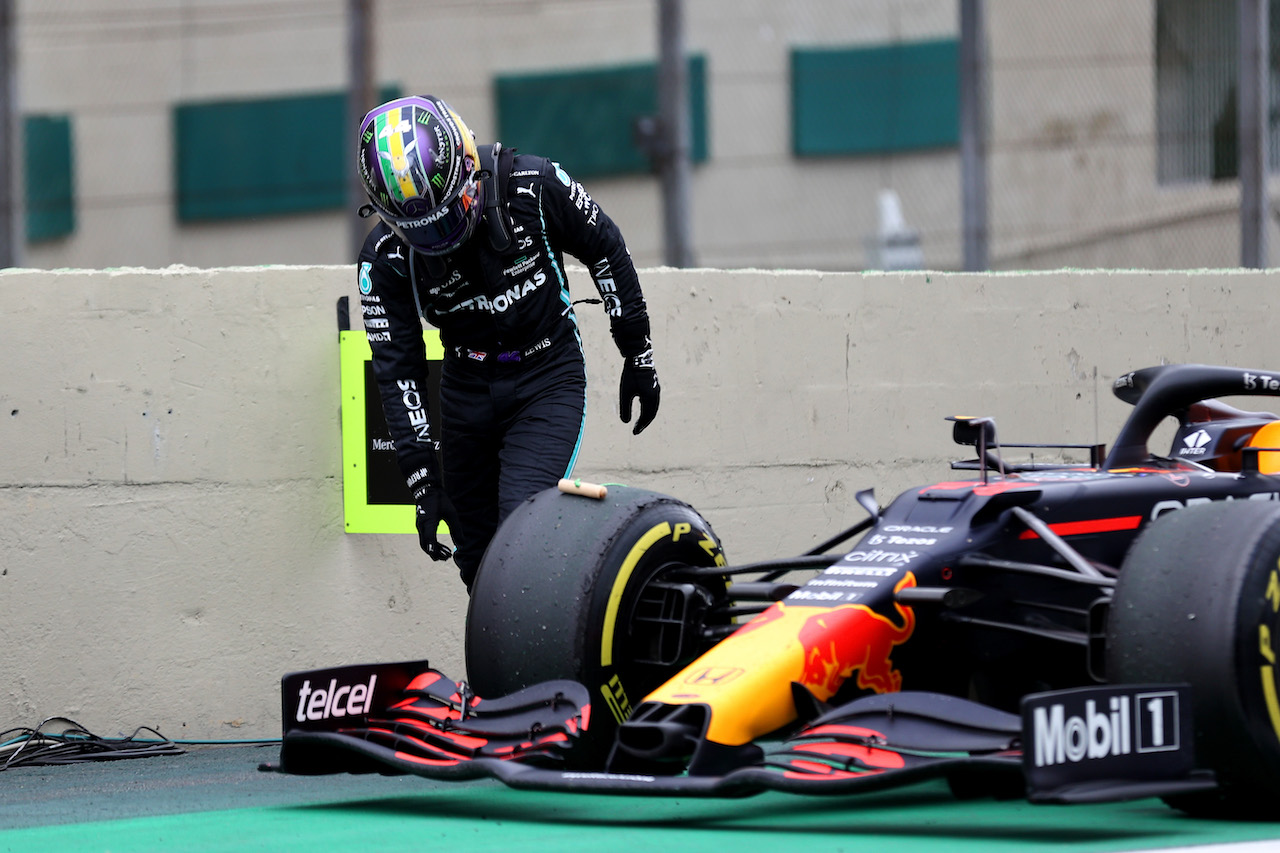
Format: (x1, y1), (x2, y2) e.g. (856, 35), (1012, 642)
(15, 0), (1272, 272)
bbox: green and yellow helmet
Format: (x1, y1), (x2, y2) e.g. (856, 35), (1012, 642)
(357, 95), (483, 255)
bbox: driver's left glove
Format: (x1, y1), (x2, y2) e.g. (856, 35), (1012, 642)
(620, 347), (660, 435)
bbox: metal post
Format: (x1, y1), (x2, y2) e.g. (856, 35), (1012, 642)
(1239, 0), (1268, 268)
(959, 0), (989, 272)
(657, 0), (693, 268)
(0, 0), (16, 268)
(347, 0), (376, 259)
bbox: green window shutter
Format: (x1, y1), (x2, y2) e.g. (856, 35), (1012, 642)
(495, 56), (708, 179)
(25, 114), (75, 242)
(792, 39), (959, 157)
(174, 86), (399, 222)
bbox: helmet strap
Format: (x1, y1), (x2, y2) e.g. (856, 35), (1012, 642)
(479, 143), (515, 252)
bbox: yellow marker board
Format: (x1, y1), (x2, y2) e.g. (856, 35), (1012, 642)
(340, 329), (445, 533)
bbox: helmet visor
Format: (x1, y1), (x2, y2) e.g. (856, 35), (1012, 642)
(381, 172), (482, 256)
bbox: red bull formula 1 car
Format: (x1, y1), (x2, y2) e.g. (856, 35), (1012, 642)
(273, 363), (1280, 817)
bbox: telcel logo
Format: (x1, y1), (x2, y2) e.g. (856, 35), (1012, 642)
(295, 675), (377, 723)
(1033, 696), (1131, 767)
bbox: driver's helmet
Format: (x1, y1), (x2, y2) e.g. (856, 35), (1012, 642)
(357, 95), (482, 256)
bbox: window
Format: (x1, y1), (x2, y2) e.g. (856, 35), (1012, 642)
(26, 114), (75, 242)
(495, 57), (708, 179)
(1156, 0), (1280, 183)
(174, 87), (398, 221)
(791, 40), (960, 157)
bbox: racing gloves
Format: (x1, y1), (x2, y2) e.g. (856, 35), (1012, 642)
(620, 345), (661, 435)
(410, 468), (459, 562)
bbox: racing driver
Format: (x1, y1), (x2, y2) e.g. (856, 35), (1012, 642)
(355, 94), (660, 589)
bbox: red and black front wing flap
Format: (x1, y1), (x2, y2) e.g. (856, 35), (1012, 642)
(268, 662), (1215, 804)
(274, 661), (590, 778)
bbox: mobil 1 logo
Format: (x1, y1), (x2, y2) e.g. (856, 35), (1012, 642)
(1021, 684), (1201, 801)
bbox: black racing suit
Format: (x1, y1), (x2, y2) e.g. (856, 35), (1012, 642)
(357, 149), (652, 585)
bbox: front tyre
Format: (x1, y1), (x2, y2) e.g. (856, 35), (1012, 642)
(464, 484), (728, 754)
(1107, 501), (1280, 818)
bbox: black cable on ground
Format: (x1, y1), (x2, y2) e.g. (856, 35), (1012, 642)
(0, 716), (186, 769)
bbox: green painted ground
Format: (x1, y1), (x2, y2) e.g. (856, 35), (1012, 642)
(2, 746), (1279, 853)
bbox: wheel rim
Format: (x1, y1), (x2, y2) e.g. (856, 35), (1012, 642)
(605, 560), (729, 705)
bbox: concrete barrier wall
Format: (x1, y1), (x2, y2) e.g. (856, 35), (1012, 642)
(2, 265), (1276, 739)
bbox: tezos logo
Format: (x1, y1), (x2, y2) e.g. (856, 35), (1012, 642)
(1245, 372), (1280, 391)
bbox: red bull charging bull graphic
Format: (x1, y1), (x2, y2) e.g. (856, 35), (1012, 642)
(642, 572), (918, 745)
(795, 573), (917, 698)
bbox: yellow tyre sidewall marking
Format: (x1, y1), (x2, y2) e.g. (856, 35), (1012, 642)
(1263, 562), (1280, 742)
(1263, 665), (1280, 742)
(601, 522), (672, 667)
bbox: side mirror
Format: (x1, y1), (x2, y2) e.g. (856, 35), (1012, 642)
(948, 415), (997, 448)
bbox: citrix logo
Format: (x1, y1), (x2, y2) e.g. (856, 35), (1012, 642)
(295, 674), (377, 722)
